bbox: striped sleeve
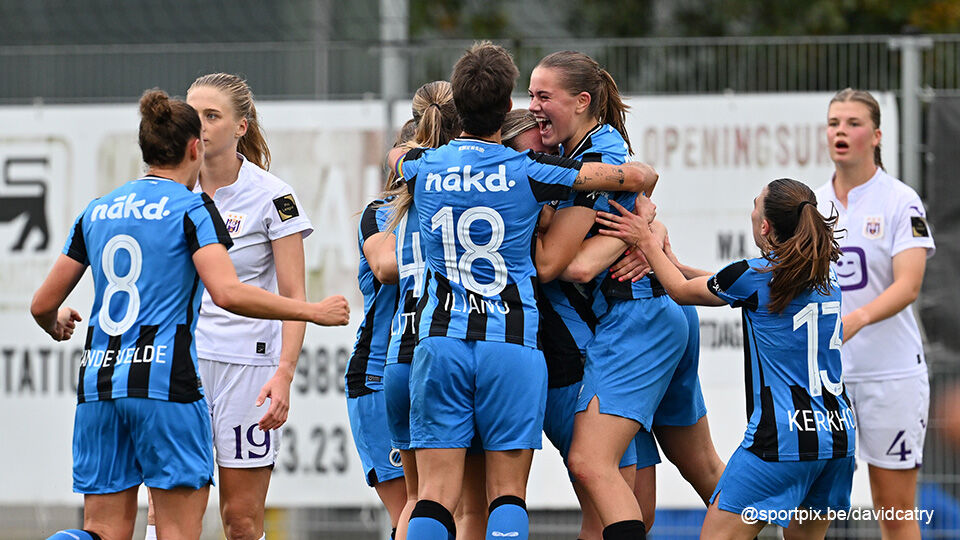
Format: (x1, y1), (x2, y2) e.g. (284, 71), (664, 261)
(399, 147), (428, 194)
(359, 199), (392, 244)
(62, 212), (89, 265)
(708, 259), (759, 310)
(524, 151), (580, 203)
(184, 193), (232, 254)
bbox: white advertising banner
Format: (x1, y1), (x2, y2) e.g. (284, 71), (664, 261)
(0, 93), (897, 508)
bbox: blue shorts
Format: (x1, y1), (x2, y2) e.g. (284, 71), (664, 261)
(634, 429), (661, 469)
(710, 446), (854, 527)
(73, 397), (214, 494)
(653, 304), (707, 427)
(347, 390), (405, 486)
(578, 296), (688, 428)
(383, 362), (411, 450)
(544, 382), (637, 475)
(409, 336), (547, 451)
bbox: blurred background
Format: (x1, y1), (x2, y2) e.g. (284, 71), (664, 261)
(2, 1), (960, 538)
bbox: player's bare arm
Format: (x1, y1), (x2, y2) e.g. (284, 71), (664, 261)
(364, 231), (400, 284)
(31, 254), (87, 341)
(193, 242), (350, 326)
(574, 161), (658, 195)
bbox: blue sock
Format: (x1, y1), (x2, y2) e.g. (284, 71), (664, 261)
(486, 495), (528, 540)
(47, 531), (102, 540)
(407, 499), (456, 540)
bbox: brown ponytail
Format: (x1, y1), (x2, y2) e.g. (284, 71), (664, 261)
(760, 178), (841, 313)
(829, 88), (883, 170)
(536, 51), (633, 155)
(384, 81), (460, 231)
(138, 88), (201, 167)
(188, 73), (272, 170)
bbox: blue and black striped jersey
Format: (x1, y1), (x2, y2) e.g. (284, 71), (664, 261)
(386, 199), (425, 365)
(63, 176), (232, 403)
(347, 198), (399, 397)
(558, 123), (664, 301)
(539, 123), (633, 386)
(709, 258), (856, 462)
(400, 138), (581, 348)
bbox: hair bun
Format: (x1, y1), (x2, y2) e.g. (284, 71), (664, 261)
(139, 88), (172, 124)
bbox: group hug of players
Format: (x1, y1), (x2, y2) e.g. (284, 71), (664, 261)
(31, 40), (934, 540)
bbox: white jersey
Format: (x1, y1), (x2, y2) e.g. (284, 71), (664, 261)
(194, 154), (313, 365)
(815, 168), (935, 382)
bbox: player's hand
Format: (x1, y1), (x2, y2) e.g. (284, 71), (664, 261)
(257, 371), (292, 431)
(610, 249), (650, 282)
(313, 295), (349, 326)
(841, 308), (869, 343)
(663, 231), (682, 268)
(47, 307), (82, 341)
(596, 199), (656, 247)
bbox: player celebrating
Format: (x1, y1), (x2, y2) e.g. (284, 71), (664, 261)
(597, 179), (856, 540)
(375, 82), (468, 540)
(33, 89), (348, 540)
(529, 51), (722, 538)
(501, 107), (640, 540)
(816, 89), (935, 540)
(389, 42), (658, 540)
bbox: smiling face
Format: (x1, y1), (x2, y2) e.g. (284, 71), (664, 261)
(835, 246), (867, 290)
(528, 66), (591, 151)
(187, 85), (246, 160)
(827, 101), (880, 168)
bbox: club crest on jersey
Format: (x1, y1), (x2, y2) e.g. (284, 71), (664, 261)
(273, 194), (299, 222)
(425, 165), (516, 193)
(224, 212), (246, 235)
(863, 216), (883, 239)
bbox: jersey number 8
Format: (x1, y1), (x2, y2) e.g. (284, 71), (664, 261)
(431, 206), (507, 297)
(98, 234), (143, 336)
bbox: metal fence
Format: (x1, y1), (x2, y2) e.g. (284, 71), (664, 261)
(4, 34), (960, 539)
(4, 34), (960, 103)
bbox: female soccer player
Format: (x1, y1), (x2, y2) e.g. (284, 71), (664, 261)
(528, 51), (722, 539)
(185, 73), (315, 540)
(33, 89), (348, 540)
(597, 179), (857, 540)
(388, 42), (657, 540)
(347, 115), (427, 540)
(816, 89), (935, 540)
(501, 107), (637, 540)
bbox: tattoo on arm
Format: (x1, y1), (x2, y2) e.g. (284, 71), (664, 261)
(617, 168), (624, 185)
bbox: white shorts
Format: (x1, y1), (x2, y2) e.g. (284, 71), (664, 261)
(198, 358), (282, 468)
(846, 373), (928, 470)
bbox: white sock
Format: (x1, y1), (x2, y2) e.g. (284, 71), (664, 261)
(145, 524), (158, 540)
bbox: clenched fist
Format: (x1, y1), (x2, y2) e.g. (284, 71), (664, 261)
(313, 295), (350, 326)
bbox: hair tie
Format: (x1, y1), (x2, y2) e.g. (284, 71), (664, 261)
(796, 200), (814, 217)
(428, 103), (441, 110)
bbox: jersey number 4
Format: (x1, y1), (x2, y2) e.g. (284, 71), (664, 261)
(793, 301), (844, 397)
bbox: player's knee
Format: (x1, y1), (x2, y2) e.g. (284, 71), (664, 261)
(222, 510), (260, 540)
(47, 530), (103, 540)
(567, 452), (602, 486)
